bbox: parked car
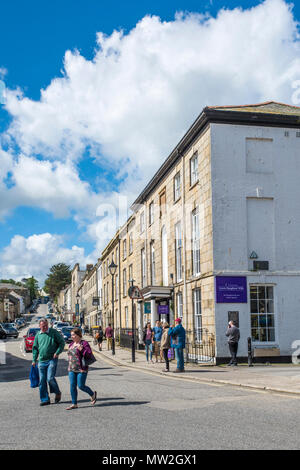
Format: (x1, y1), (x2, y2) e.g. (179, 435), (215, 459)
(16, 319), (25, 329)
(23, 328), (40, 353)
(0, 325), (7, 340)
(0, 323), (19, 338)
(60, 326), (74, 343)
(54, 322), (70, 331)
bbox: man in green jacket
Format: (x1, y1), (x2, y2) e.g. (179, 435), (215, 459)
(32, 319), (65, 406)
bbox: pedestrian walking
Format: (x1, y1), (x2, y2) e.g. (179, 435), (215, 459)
(66, 328), (97, 410)
(226, 321), (240, 366)
(81, 324), (85, 336)
(143, 322), (154, 363)
(32, 319), (65, 406)
(96, 326), (104, 351)
(153, 320), (163, 363)
(105, 324), (113, 350)
(161, 323), (171, 372)
(168, 318), (186, 373)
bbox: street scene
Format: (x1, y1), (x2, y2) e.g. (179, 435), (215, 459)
(1, 0), (300, 456)
(2, 301), (300, 451)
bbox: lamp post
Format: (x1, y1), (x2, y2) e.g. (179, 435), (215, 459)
(76, 294), (80, 326)
(109, 258), (118, 356)
(129, 278), (136, 362)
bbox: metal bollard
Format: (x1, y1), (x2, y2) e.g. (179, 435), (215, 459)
(247, 337), (253, 367)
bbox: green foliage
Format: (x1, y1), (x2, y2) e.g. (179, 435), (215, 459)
(44, 263), (71, 299)
(0, 278), (24, 287)
(25, 277), (39, 302)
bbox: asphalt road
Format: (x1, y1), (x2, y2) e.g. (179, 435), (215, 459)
(1, 307), (300, 450)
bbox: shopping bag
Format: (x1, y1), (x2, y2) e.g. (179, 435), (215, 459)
(29, 364), (39, 388)
(167, 348), (175, 360)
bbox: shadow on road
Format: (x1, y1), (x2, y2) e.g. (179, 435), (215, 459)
(0, 352), (69, 383)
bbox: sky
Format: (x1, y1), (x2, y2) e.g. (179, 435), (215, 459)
(0, 0), (300, 285)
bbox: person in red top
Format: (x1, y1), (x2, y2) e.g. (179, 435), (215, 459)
(105, 324), (113, 350)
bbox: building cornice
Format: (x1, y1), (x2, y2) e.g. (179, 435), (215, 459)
(131, 105), (300, 210)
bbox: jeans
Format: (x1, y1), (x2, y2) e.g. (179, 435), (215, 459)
(163, 349), (169, 370)
(229, 342), (238, 365)
(175, 348), (184, 370)
(68, 371), (94, 405)
(38, 358), (60, 403)
(145, 340), (153, 361)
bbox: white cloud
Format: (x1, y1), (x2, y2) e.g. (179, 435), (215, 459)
(4, 0), (300, 176)
(1, 0), (300, 267)
(0, 233), (89, 284)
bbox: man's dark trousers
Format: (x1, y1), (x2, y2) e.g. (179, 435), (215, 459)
(229, 342), (238, 365)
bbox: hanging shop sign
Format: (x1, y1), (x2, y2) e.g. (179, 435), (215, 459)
(144, 302), (151, 314)
(158, 304), (169, 314)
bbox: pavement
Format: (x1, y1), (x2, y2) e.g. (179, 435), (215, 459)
(87, 337), (300, 397)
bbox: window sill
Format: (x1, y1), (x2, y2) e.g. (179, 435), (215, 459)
(174, 196), (181, 205)
(189, 181), (199, 191)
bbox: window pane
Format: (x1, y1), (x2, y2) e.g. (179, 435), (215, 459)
(250, 286), (258, 299)
(259, 315), (267, 327)
(251, 300), (258, 313)
(259, 300), (266, 313)
(251, 315), (258, 327)
(259, 328), (267, 342)
(251, 328), (259, 341)
(266, 286), (274, 299)
(267, 314), (275, 327)
(258, 286), (266, 300)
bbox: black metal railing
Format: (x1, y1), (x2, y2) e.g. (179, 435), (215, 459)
(119, 328), (140, 349)
(185, 329), (215, 364)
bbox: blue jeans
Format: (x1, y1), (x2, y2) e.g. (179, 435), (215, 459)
(145, 340), (153, 361)
(68, 371), (94, 405)
(38, 358), (60, 403)
(175, 348), (184, 370)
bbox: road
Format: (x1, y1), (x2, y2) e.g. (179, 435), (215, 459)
(1, 305), (300, 450)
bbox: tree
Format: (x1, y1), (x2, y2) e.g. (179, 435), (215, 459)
(25, 277), (39, 302)
(0, 278), (23, 287)
(44, 263), (71, 299)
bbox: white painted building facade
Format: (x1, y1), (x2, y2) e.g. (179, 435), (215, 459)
(209, 104), (300, 361)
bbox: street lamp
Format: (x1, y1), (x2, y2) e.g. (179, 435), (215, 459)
(129, 278), (136, 362)
(109, 258), (118, 355)
(76, 293), (80, 325)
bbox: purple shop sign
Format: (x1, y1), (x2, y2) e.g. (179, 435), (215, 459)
(216, 276), (247, 303)
(158, 305), (169, 314)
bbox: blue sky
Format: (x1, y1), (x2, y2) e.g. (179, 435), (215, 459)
(0, 0), (299, 284)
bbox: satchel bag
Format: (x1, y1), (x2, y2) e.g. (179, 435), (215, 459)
(82, 351), (97, 367)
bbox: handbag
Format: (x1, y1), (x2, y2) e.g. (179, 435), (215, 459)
(82, 351), (97, 367)
(29, 364), (39, 388)
(168, 348), (175, 360)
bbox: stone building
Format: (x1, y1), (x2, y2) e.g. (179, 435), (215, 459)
(0, 283), (30, 322)
(77, 264), (98, 328)
(99, 101), (300, 363)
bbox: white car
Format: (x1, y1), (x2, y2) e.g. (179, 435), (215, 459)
(53, 322), (70, 330)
